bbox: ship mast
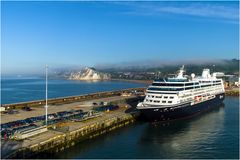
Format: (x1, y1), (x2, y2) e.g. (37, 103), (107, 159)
(177, 65), (185, 78)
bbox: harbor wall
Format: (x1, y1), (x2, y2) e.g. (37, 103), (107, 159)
(6, 113), (137, 159)
(1, 87), (146, 110)
(225, 89), (239, 96)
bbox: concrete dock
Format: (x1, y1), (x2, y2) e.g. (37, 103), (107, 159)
(1, 88), (144, 159)
(1, 95), (138, 124)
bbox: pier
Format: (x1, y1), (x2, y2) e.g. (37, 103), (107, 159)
(1, 88), (145, 159)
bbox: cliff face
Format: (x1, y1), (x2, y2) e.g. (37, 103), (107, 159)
(69, 67), (111, 80)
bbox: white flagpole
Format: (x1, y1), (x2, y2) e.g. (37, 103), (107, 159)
(45, 65), (48, 127)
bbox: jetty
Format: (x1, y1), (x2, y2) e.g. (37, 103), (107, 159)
(1, 88), (145, 159)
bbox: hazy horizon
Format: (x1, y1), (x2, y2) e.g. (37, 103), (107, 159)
(1, 58), (238, 77)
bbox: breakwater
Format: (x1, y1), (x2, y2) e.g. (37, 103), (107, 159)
(1, 87), (146, 110)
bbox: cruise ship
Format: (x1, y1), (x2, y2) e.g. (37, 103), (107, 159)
(137, 66), (225, 121)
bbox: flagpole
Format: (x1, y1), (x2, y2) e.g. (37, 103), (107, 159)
(45, 65), (48, 127)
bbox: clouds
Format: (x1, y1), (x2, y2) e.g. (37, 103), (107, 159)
(156, 4), (238, 20)
(116, 1), (239, 23)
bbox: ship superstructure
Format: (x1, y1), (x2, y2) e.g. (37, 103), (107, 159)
(137, 66), (225, 121)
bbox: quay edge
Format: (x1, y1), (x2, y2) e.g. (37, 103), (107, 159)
(4, 113), (138, 159)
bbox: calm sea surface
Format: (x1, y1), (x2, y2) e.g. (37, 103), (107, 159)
(1, 77), (146, 104)
(1, 78), (239, 159)
(53, 97), (239, 159)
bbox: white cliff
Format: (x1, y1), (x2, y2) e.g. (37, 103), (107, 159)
(69, 67), (111, 80)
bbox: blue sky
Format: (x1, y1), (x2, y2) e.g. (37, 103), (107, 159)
(1, 1), (239, 74)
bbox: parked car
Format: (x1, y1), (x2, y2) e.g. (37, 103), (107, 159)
(22, 106), (32, 111)
(7, 110), (19, 114)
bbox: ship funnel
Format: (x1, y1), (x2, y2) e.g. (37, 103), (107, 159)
(202, 69), (211, 78)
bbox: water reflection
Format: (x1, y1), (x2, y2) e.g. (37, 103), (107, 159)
(139, 104), (225, 158)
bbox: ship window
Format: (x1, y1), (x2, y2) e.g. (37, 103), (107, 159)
(167, 78), (187, 82)
(185, 83), (194, 86)
(164, 96), (168, 99)
(168, 101), (172, 103)
(152, 83), (162, 86)
(148, 95), (150, 97)
(154, 101), (160, 103)
(202, 84), (212, 87)
(152, 96), (154, 98)
(152, 83), (184, 87)
(156, 96), (162, 98)
(170, 96), (174, 99)
(150, 100), (152, 102)
(162, 101), (166, 103)
(148, 87), (184, 91)
(147, 91), (177, 94)
(185, 87), (194, 90)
